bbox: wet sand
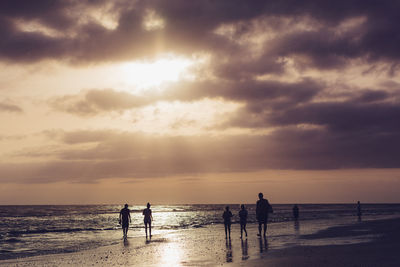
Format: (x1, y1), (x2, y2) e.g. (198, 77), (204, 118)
(1, 217), (399, 266)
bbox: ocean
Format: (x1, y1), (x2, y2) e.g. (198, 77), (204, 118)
(1, 203), (400, 260)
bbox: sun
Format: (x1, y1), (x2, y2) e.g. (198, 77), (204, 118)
(118, 55), (194, 90)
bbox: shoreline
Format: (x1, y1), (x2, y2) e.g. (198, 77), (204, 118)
(231, 217), (400, 267)
(1, 217), (399, 266)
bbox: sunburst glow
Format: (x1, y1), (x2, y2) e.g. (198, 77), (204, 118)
(118, 56), (194, 89)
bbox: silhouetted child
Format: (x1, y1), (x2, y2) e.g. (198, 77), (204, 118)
(293, 204), (299, 220)
(239, 204), (248, 238)
(143, 203), (153, 238)
(222, 206), (233, 239)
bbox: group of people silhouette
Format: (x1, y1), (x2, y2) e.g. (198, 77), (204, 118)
(119, 193), (363, 241)
(223, 192), (273, 240)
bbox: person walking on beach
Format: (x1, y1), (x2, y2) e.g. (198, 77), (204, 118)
(293, 204), (299, 220)
(119, 204), (131, 239)
(256, 192), (273, 237)
(222, 206), (233, 239)
(239, 204), (248, 239)
(357, 201), (362, 221)
(143, 203), (153, 238)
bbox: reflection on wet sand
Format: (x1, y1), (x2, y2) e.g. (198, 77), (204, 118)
(123, 238), (129, 247)
(258, 236), (268, 253)
(241, 239), (249, 260)
(294, 220), (300, 235)
(158, 238), (183, 266)
(225, 239), (233, 262)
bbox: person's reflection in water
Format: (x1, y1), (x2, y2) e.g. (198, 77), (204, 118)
(258, 236), (268, 253)
(357, 201), (362, 222)
(294, 220), (300, 235)
(123, 237), (130, 247)
(241, 238), (249, 260)
(225, 239), (233, 262)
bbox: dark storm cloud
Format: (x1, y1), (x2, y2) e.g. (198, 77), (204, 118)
(1, 0), (399, 67)
(223, 88), (400, 132)
(2, 128), (400, 183)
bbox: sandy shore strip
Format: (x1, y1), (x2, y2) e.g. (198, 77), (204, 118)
(230, 217), (400, 267)
(1, 217), (399, 266)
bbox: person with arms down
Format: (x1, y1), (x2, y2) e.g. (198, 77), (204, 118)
(143, 202), (153, 239)
(119, 204), (131, 239)
(293, 204), (299, 220)
(256, 192), (273, 237)
(222, 206), (233, 239)
(239, 204), (248, 239)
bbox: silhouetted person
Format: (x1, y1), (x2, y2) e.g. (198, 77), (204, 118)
(256, 192), (273, 237)
(119, 204), (131, 239)
(222, 206), (233, 239)
(239, 204), (248, 238)
(357, 201), (362, 221)
(143, 202), (153, 238)
(293, 204), (299, 220)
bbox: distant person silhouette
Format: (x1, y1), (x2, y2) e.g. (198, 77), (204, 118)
(256, 192), (273, 237)
(222, 206), (233, 239)
(293, 204), (299, 220)
(239, 204), (248, 238)
(143, 203), (153, 238)
(119, 204), (131, 239)
(357, 201), (362, 221)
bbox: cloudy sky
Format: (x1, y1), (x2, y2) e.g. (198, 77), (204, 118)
(1, 0), (400, 204)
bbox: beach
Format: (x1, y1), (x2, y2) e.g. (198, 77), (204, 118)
(1, 216), (399, 266)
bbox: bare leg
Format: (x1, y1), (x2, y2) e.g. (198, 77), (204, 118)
(149, 222), (152, 237)
(258, 223), (262, 236)
(263, 223), (267, 237)
(228, 224), (231, 239)
(145, 223), (148, 238)
(240, 224), (243, 238)
(224, 224), (228, 239)
(244, 224), (247, 237)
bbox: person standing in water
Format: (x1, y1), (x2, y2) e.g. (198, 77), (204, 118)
(256, 192), (273, 237)
(293, 204), (299, 220)
(222, 206), (233, 239)
(239, 204), (248, 239)
(357, 201), (362, 221)
(119, 204), (131, 239)
(143, 203), (153, 238)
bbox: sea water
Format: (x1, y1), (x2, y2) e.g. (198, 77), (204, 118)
(1, 204), (400, 260)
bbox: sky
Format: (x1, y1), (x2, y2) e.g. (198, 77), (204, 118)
(1, 0), (400, 204)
